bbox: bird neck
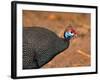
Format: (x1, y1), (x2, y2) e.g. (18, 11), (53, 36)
(60, 38), (70, 43)
(64, 38), (70, 42)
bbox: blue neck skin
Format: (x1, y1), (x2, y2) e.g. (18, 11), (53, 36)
(64, 32), (74, 41)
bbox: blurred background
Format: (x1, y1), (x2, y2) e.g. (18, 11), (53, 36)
(23, 10), (91, 68)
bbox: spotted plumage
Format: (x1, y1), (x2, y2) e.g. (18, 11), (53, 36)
(23, 27), (70, 69)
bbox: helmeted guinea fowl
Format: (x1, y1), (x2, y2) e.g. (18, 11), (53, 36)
(23, 26), (76, 69)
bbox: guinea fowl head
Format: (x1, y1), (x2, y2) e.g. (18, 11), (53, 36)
(64, 26), (77, 41)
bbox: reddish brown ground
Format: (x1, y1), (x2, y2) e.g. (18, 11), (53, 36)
(23, 10), (91, 68)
